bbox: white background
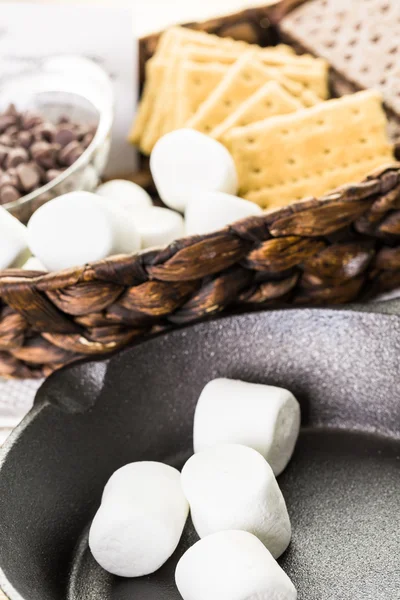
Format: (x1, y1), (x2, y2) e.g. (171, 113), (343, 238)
(2, 0), (277, 37)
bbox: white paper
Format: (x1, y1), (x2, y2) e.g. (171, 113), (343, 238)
(0, 2), (137, 177)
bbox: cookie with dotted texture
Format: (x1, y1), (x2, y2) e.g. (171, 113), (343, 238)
(186, 52), (321, 136)
(280, 0), (400, 117)
(175, 60), (228, 128)
(175, 43), (329, 98)
(128, 57), (165, 145)
(213, 80), (303, 142)
(224, 90), (394, 209)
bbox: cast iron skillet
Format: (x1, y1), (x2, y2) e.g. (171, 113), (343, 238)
(0, 306), (399, 600)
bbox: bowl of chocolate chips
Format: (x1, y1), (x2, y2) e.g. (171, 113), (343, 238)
(0, 55), (113, 223)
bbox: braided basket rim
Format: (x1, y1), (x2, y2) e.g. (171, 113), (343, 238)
(1, 0), (400, 379)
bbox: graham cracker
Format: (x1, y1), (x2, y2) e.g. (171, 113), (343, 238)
(280, 0), (400, 118)
(157, 40), (229, 138)
(156, 27), (185, 56)
(244, 159), (396, 210)
(174, 44), (301, 65)
(260, 66), (322, 108)
(224, 90), (394, 208)
(260, 49), (328, 71)
(128, 57), (165, 145)
(139, 49), (181, 154)
(175, 60), (228, 128)
(179, 44), (328, 98)
(130, 25), (326, 149)
(157, 26), (250, 54)
(213, 80), (303, 141)
(130, 27), (241, 149)
(278, 63), (328, 99)
(275, 44), (296, 55)
(160, 27), (296, 57)
(186, 52), (277, 134)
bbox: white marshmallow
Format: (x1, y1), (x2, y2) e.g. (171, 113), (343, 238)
(181, 444), (291, 559)
(0, 206), (30, 269)
(150, 129), (238, 212)
(132, 206), (185, 249)
(185, 191), (262, 236)
(96, 179), (153, 215)
(176, 530), (297, 600)
(22, 256), (47, 271)
(89, 462), (189, 578)
(27, 192), (141, 271)
(194, 378), (300, 476)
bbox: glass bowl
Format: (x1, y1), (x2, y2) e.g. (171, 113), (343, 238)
(0, 55), (114, 223)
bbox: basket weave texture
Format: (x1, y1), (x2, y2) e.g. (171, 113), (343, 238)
(1, 1), (400, 379)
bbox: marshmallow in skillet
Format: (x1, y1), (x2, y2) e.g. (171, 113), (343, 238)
(133, 206), (185, 249)
(181, 444), (291, 558)
(194, 378), (300, 476)
(27, 191), (141, 271)
(89, 462), (189, 577)
(96, 179), (153, 214)
(150, 129), (238, 212)
(176, 530), (297, 600)
(185, 191), (262, 236)
(0, 206), (30, 269)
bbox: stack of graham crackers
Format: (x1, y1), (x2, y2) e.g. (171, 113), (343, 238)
(130, 26), (328, 155)
(129, 26), (396, 211)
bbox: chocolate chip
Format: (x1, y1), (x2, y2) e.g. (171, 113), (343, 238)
(0, 184), (21, 204)
(57, 140), (84, 166)
(0, 145), (9, 166)
(0, 104), (96, 198)
(0, 170), (19, 188)
(74, 125), (88, 140)
(30, 141), (57, 169)
(0, 134), (14, 147)
(0, 115), (17, 133)
(32, 123), (57, 142)
(45, 168), (64, 182)
(34, 162), (46, 183)
(5, 147), (29, 169)
(82, 132), (94, 148)
(54, 127), (77, 147)
(5, 125), (19, 137)
(16, 162), (41, 192)
(21, 111), (43, 130)
(17, 130), (32, 148)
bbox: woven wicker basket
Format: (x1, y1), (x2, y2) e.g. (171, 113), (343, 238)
(1, 0), (400, 379)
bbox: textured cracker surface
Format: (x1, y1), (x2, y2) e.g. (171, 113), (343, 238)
(213, 80), (302, 141)
(281, 0), (400, 115)
(176, 61), (228, 127)
(186, 52), (271, 134)
(225, 90), (394, 208)
(131, 26), (327, 152)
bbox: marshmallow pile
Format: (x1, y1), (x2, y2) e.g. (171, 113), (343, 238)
(0, 128), (261, 273)
(89, 377), (301, 600)
(25, 185), (185, 272)
(151, 129), (263, 234)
